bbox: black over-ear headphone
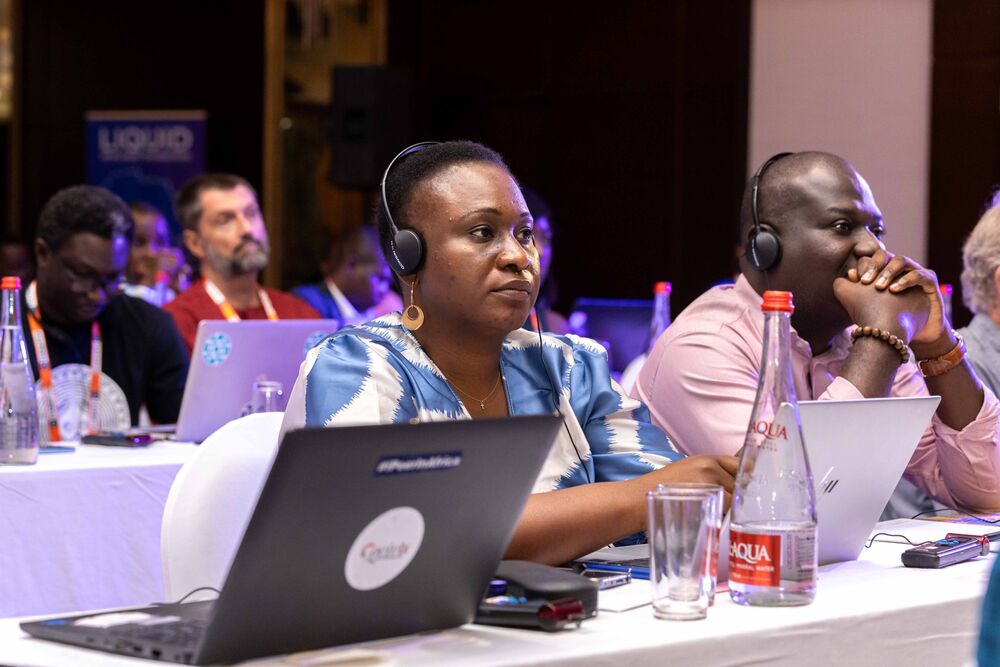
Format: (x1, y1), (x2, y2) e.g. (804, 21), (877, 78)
(748, 151), (794, 272)
(380, 141), (441, 275)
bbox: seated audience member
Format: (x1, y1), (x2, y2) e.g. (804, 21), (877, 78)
(282, 141), (737, 565)
(291, 224), (393, 326)
(166, 173), (319, 351)
(27, 185), (188, 426)
(958, 195), (1000, 397)
(520, 186), (572, 334)
(0, 235), (34, 283)
(124, 201), (189, 307)
(633, 151), (1000, 513)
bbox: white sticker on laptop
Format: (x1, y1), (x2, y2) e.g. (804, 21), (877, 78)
(344, 506), (424, 591)
(202, 332), (233, 367)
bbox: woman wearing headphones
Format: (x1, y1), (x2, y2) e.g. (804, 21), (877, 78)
(281, 141), (736, 565)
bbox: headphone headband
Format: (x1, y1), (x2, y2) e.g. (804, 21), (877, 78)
(380, 141), (441, 275)
(750, 151), (794, 233)
(747, 151), (794, 272)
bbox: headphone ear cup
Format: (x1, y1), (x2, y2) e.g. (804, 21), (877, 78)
(389, 228), (426, 275)
(748, 230), (781, 272)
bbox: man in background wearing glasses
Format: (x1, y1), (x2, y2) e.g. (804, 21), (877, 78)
(26, 185), (188, 431)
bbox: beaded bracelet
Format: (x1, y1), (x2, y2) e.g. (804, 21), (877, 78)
(850, 326), (911, 364)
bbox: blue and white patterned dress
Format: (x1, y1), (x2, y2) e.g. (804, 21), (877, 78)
(281, 313), (682, 493)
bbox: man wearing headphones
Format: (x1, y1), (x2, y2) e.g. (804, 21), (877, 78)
(633, 151), (1000, 513)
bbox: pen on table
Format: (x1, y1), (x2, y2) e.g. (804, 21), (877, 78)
(579, 563), (649, 580)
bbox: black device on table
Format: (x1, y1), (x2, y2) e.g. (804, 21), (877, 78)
(474, 560), (598, 632)
(901, 535), (991, 568)
(81, 432), (154, 447)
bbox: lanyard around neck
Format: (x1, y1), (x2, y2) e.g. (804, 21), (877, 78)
(204, 279), (278, 322)
(25, 281), (103, 441)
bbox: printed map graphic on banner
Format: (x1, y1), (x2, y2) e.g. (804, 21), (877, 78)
(85, 110), (206, 239)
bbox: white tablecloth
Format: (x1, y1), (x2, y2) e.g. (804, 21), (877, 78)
(0, 519), (994, 666)
(0, 442), (197, 618)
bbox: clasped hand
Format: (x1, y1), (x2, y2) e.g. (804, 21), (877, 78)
(833, 249), (948, 347)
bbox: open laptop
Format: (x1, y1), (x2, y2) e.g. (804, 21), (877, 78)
(22, 415), (561, 664)
(175, 320), (339, 442)
(583, 395), (941, 576)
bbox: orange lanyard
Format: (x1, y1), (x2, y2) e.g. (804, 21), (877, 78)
(25, 281), (102, 441)
(203, 279), (278, 322)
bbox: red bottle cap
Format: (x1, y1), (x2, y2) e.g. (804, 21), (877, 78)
(761, 290), (794, 313)
(654, 281), (672, 295)
(939, 284), (953, 297)
(1, 276), (21, 291)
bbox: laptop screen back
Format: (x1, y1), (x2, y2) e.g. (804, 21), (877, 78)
(176, 320), (339, 442)
(195, 415), (561, 664)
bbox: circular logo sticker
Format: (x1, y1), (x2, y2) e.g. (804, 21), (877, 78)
(344, 506), (424, 591)
(202, 332), (233, 367)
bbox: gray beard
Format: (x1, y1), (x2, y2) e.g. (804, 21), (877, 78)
(204, 246), (269, 279)
(232, 247), (269, 275)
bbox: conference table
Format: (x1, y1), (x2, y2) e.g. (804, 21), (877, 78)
(0, 519), (993, 666)
(0, 441), (198, 619)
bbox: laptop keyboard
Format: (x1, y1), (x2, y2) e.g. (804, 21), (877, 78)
(113, 619), (206, 648)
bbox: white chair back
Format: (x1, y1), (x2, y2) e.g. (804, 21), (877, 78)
(161, 412), (284, 602)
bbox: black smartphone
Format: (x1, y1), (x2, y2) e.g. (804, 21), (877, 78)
(80, 432), (153, 447)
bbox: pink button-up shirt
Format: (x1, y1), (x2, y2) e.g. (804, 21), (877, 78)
(632, 275), (1000, 511)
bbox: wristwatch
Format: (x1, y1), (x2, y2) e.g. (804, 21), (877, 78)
(916, 331), (966, 378)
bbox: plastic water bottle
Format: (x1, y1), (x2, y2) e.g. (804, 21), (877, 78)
(620, 281), (672, 394)
(729, 290), (816, 606)
(645, 281), (672, 354)
(0, 276), (39, 464)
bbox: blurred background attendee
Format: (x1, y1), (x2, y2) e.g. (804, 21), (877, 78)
(0, 234), (34, 283)
(124, 202), (190, 307)
(958, 192), (1000, 397)
(28, 185), (188, 428)
(166, 173), (320, 352)
(291, 224), (396, 326)
(520, 186), (571, 334)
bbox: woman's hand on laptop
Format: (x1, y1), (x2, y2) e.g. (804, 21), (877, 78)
(643, 455), (738, 512)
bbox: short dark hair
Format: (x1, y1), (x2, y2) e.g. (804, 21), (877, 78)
(175, 173), (257, 232)
(36, 185), (134, 251)
(374, 141), (511, 265)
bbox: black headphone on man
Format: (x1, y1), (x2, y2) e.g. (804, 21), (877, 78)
(747, 151), (794, 272)
(380, 141), (441, 275)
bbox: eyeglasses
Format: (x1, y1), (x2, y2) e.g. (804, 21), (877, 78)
(54, 253), (125, 295)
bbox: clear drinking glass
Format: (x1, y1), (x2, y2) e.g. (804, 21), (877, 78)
(241, 380), (285, 416)
(647, 483), (723, 620)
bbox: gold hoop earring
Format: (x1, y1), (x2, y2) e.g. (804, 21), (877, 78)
(401, 278), (424, 331)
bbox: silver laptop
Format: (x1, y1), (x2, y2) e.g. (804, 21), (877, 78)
(585, 396), (941, 576)
(22, 415), (561, 664)
(175, 320), (339, 442)
(716, 395), (941, 576)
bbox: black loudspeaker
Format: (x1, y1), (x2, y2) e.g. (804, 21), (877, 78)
(748, 152), (794, 272)
(328, 66), (413, 188)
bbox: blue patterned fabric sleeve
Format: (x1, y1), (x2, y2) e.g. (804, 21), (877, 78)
(304, 333), (418, 427)
(565, 336), (683, 484)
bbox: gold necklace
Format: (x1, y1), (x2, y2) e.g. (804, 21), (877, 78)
(450, 372), (503, 411)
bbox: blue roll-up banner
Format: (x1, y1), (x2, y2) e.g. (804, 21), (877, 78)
(85, 110), (206, 240)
